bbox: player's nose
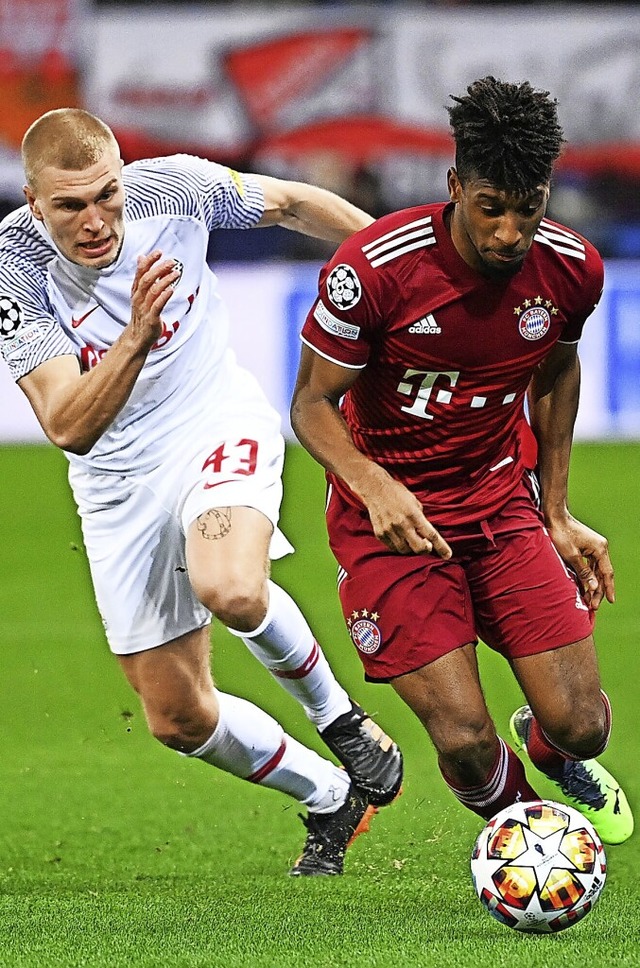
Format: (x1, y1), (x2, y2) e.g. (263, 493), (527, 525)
(494, 214), (523, 249)
(82, 205), (105, 233)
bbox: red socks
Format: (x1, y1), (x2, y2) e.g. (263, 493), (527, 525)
(442, 738), (539, 821)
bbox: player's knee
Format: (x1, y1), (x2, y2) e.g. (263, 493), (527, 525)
(546, 706), (609, 759)
(437, 720), (497, 785)
(199, 572), (268, 631)
(146, 703), (217, 753)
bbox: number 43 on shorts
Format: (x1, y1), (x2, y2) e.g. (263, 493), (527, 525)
(202, 438), (258, 488)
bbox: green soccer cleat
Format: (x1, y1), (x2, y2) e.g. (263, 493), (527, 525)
(510, 705), (634, 845)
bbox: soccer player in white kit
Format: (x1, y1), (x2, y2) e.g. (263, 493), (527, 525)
(0, 108), (403, 875)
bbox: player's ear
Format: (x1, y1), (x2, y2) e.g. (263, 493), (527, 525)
(447, 168), (463, 203)
(23, 185), (43, 221)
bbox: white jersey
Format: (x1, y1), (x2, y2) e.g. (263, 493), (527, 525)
(0, 154), (274, 474)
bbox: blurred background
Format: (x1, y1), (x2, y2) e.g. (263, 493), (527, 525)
(1, 0), (640, 442)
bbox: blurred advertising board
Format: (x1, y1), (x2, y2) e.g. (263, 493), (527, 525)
(2, 6), (640, 206)
(0, 0), (83, 154)
(84, 5), (640, 201)
(0, 261), (638, 444)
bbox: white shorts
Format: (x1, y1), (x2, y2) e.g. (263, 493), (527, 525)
(69, 413), (293, 655)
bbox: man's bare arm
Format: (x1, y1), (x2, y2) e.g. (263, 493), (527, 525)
(18, 252), (177, 454)
(291, 345), (451, 558)
(252, 174), (374, 243)
(529, 341), (614, 608)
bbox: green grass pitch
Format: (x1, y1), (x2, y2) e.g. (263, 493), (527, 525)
(0, 442), (638, 967)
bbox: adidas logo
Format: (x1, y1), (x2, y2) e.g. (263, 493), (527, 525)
(408, 314), (441, 334)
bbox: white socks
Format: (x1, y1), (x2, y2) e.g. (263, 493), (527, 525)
(186, 691), (350, 813)
(191, 583), (355, 812)
(227, 580), (351, 731)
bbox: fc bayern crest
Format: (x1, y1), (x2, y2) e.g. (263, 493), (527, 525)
(518, 306), (551, 341)
(326, 264), (362, 311)
(0, 295), (24, 340)
(350, 618), (382, 655)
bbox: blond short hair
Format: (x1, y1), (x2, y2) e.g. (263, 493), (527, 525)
(22, 108), (119, 190)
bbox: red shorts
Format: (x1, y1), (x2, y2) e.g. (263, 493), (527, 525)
(326, 477), (595, 681)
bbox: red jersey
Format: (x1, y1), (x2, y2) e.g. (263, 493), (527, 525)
(301, 202), (603, 526)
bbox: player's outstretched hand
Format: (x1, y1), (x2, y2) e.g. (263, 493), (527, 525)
(365, 475), (452, 558)
(547, 514), (615, 610)
(130, 251), (180, 347)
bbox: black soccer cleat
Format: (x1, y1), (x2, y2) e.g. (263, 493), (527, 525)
(289, 783), (377, 876)
(319, 701), (403, 806)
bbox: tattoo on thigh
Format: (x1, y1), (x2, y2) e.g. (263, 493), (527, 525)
(197, 508), (232, 540)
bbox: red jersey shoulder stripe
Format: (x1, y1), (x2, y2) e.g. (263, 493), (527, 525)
(534, 220), (586, 260)
(361, 216), (436, 268)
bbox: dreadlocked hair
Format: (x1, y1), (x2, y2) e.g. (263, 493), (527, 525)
(447, 76), (565, 195)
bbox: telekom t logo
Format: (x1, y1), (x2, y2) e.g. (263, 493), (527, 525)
(397, 369), (460, 419)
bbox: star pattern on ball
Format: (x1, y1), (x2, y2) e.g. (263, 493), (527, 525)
(514, 825), (577, 890)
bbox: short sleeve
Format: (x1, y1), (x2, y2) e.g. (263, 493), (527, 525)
(125, 155), (265, 231)
(558, 240), (605, 344)
(301, 244), (381, 369)
(0, 257), (77, 381)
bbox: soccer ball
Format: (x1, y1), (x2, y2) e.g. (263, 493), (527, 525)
(471, 800), (606, 933)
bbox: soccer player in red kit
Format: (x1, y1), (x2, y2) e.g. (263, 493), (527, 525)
(291, 76), (633, 844)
